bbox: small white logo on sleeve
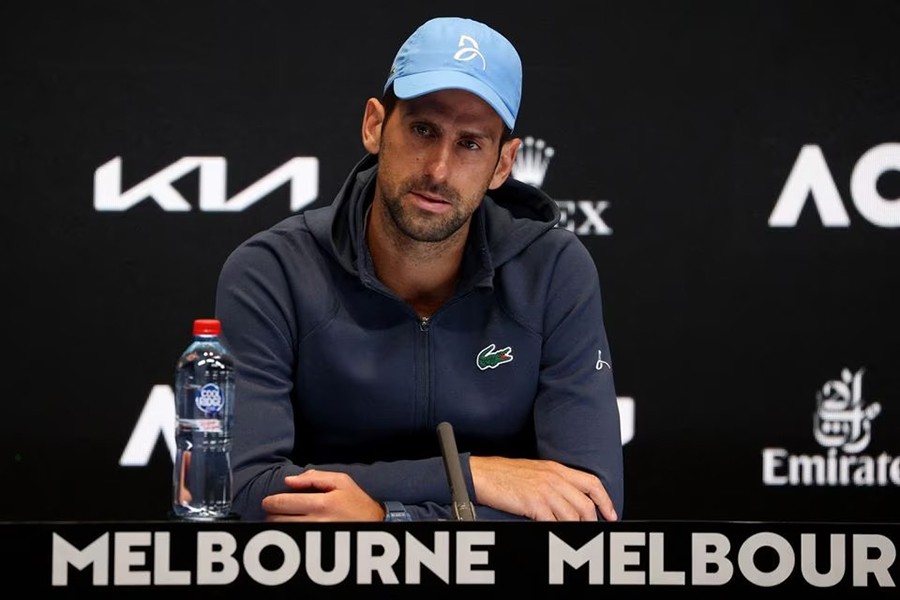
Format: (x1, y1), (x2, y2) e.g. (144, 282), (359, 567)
(595, 351), (611, 371)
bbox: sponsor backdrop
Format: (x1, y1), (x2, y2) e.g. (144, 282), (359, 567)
(4, 1), (898, 523)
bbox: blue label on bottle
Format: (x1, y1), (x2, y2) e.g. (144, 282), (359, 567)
(194, 383), (224, 415)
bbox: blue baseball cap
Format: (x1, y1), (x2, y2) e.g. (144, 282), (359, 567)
(384, 17), (522, 131)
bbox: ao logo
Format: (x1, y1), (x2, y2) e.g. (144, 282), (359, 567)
(119, 388), (636, 467)
(769, 143), (900, 228)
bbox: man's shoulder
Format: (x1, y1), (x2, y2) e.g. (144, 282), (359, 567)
(222, 211), (323, 270)
(513, 223), (593, 264)
(242, 211), (318, 247)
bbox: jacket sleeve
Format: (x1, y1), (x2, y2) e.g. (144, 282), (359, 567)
(532, 234), (625, 517)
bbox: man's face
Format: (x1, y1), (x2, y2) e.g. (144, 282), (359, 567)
(366, 89), (517, 244)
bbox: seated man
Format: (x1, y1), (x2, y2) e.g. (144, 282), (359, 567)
(215, 16), (624, 522)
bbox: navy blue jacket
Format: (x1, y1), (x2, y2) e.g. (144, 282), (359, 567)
(215, 153), (624, 520)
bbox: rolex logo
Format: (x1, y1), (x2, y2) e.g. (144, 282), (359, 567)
(511, 134), (612, 236)
(512, 136), (554, 188)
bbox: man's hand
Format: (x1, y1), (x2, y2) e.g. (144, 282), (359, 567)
(470, 456), (618, 522)
(261, 469), (385, 522)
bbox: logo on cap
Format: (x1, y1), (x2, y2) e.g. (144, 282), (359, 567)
(455, 35), (486, 70)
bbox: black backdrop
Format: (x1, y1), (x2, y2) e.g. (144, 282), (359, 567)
(3, 0), (898, 523)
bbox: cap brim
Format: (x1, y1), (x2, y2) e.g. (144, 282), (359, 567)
(393, 72), (516, 130)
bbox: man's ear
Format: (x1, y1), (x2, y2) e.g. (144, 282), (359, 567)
(362, 98), (385, 154)
(489, 137), (521, 190)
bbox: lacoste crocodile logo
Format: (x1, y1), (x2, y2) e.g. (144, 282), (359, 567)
(477, 344), (514, 370)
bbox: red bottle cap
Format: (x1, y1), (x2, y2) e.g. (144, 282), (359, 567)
(193, 319), (221, 336)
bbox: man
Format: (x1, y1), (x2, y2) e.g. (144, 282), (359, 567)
(215, 16), (624, 522)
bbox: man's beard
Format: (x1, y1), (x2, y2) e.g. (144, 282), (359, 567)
(381, 178), (476, 243)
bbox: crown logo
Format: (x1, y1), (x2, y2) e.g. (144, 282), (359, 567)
(512, 136), (555, 188)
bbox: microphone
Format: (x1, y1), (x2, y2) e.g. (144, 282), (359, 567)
(436, 421), (477, 521)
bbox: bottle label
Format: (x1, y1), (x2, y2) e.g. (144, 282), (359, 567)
(194, 383), (225, 415)
(179, 418), (223, 433)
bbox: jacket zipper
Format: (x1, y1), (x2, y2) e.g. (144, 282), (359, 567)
(419, 316), (431, 425)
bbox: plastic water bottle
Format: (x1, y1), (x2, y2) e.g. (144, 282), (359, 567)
(172, 318), (235, 520)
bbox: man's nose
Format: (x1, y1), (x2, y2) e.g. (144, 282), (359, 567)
(421, 141), (454, 182)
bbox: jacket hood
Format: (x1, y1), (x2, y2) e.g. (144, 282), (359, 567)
(305, 153), (561, 277)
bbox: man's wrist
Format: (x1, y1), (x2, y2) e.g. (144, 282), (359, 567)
(381, 501), (412, 522)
